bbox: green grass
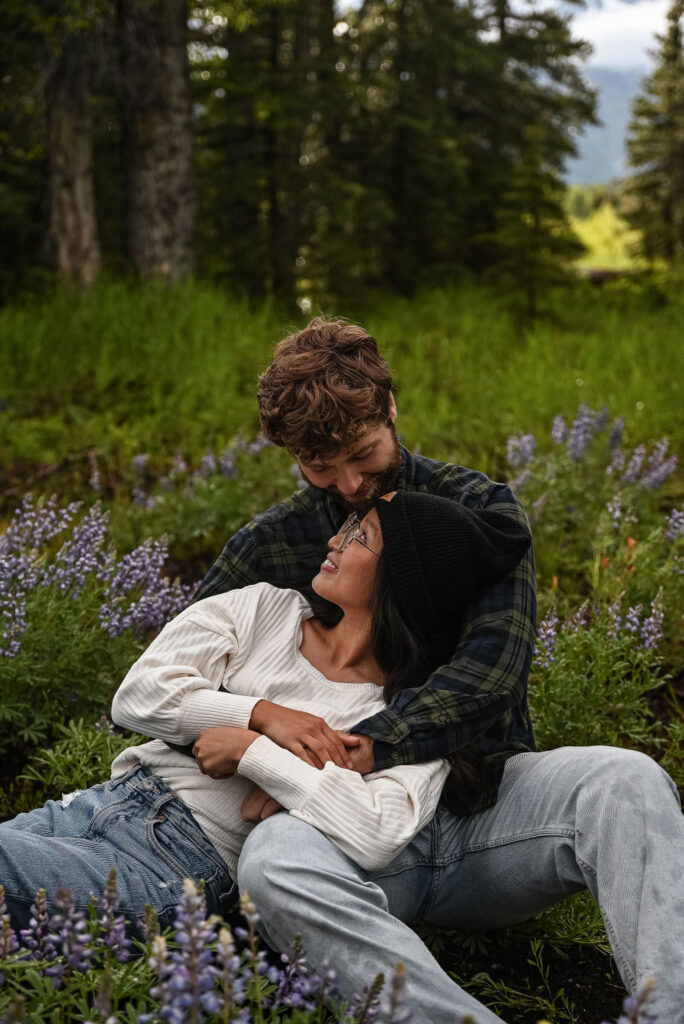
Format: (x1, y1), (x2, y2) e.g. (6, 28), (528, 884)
(3, 278), (683, 500)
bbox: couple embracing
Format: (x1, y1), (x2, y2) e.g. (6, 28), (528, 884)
(2, 319), (683, 1023)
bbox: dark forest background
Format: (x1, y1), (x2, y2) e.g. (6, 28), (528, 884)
(0, 0), (622, 311)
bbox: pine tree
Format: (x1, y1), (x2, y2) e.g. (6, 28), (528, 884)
(485, 124), (584, 321)
(625, 0), (684, 264)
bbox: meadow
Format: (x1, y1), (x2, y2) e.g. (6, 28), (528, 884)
(1, 278), (683, 1024)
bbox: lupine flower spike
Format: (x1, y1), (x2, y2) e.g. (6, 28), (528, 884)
(379, 962), (412, 1024)
(96, 869), (132, 963)
(601, 976), (657, 1024)
(534, 609), (559, 668)
(348, 972), (385, 1024)
(19, 887), (58, 964)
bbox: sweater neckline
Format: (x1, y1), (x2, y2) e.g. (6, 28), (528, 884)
(294, 610), (384, 693)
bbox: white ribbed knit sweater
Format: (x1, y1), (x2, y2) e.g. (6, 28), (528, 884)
(110, 583), (449, 879)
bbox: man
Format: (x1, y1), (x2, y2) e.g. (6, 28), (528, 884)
(195, 317), (684, 1024)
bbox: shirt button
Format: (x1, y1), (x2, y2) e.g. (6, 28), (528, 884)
(438, 714), (448, 723)
(391, 752), (400, 761)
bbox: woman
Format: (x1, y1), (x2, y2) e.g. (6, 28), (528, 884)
(0, 491), (530, 936)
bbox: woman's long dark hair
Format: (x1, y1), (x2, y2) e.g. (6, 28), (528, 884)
(369, 552), (440, 703)
(369, 552), (479, 785)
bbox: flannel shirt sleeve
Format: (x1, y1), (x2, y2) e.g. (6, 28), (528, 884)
(352, 490), (537, 769)
(192, 526), (265, 601)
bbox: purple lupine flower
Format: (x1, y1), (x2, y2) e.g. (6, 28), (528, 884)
(665, 506), (684, 541)
(99, 537), (195, 638)
(43, 504), (110, 595)
(274, 933), (312, 1009)
(348, 973), (384, 1024)
(0, 884), (19, 984)
(621, 445), (646, 485)
(608, 417), (624, 450)
(0, 494), (81, 557)
(215, 926), (247, 1020)
(640, 592), (664, 651)
(46, 888), (93, 984)
(235, 891), (270, 980)
(0, 560), (29, 658)
(567, 404), (597, 462)
(219, 445), (238, 478)
(95, 869), (131, 963)
(568, 601), (590, 633)
(601, 976), (657, 1024)
(132, 453), (149, 476)
(534, 609), (559, 668)
(508, 468), (532, 493)
(199, 451), (218, 478)
(131, 485), (150, 507)
(94, 715), (116, 735)
(594, 406), (610, 433)
(140, 934), (174, 1024)
(170, 452), (187, 477)
(606, 494), (622, 530)
(607, 598), (622, 639)
(164, 879), (220, 1021)
(641, 441), (677, 490)
(0, 496), (83, 657)
(506, 433), (536, 469)
(89, 967), (117, 1024)
(379, 962), (412, 1024)
(606, 449), (626, 476)
(624, 604), (643, 634)
(19, 888), (59, 964)
(247, 432), (271, 456)
(551, 415), (568, 444)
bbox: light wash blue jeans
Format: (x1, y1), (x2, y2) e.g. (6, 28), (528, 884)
(0, 764), (236, 937)
(238, 746), (684, 1024)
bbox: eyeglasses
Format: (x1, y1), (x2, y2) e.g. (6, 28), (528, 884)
(337, 513), (380, 557)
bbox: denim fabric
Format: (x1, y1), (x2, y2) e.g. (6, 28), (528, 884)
(0, 764), (236, 937)
(238, 746), (684, 1024)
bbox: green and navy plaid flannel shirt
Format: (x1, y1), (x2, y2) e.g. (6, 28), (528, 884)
(193, 446), (538, 815)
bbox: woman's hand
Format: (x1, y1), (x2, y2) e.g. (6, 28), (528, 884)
(193, 726), (259, 778)
(240, 784), (284, 822)
(249, 700), (360, 769)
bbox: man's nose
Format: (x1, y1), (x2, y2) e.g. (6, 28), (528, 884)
(336, 466), (363, 496)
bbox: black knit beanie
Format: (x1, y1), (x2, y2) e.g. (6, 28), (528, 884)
(374, 491), (531, 639)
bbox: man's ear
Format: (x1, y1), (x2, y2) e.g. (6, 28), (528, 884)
(388, 392), (398, 423)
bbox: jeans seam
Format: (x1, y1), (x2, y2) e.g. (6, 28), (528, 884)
(575, 849), (637, 993)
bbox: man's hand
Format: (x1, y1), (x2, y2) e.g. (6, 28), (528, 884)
(193, 726), (259, 779)
(345, 734), (375, 775)
(241, 784), (284, 823)
(249, 700), (361, 769)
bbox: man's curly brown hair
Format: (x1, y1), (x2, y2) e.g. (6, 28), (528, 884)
(257, 317), (394, 461)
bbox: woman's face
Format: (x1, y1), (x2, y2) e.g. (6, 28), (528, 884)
(312, 508), (384, 618)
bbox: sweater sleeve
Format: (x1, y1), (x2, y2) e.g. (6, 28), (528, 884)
(237, 735), (450, 870)
(111, 600), (260, 744)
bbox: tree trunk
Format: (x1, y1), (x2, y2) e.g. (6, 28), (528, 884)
(117, 0), (196, 281)
(45, 38), (100, 286)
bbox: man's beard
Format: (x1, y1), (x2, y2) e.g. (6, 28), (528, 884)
(302, 427), (403, 515)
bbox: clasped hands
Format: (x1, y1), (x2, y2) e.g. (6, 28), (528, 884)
(192, 700), (375, 824)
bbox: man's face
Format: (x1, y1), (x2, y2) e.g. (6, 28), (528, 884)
(297, 405), (402, 514)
